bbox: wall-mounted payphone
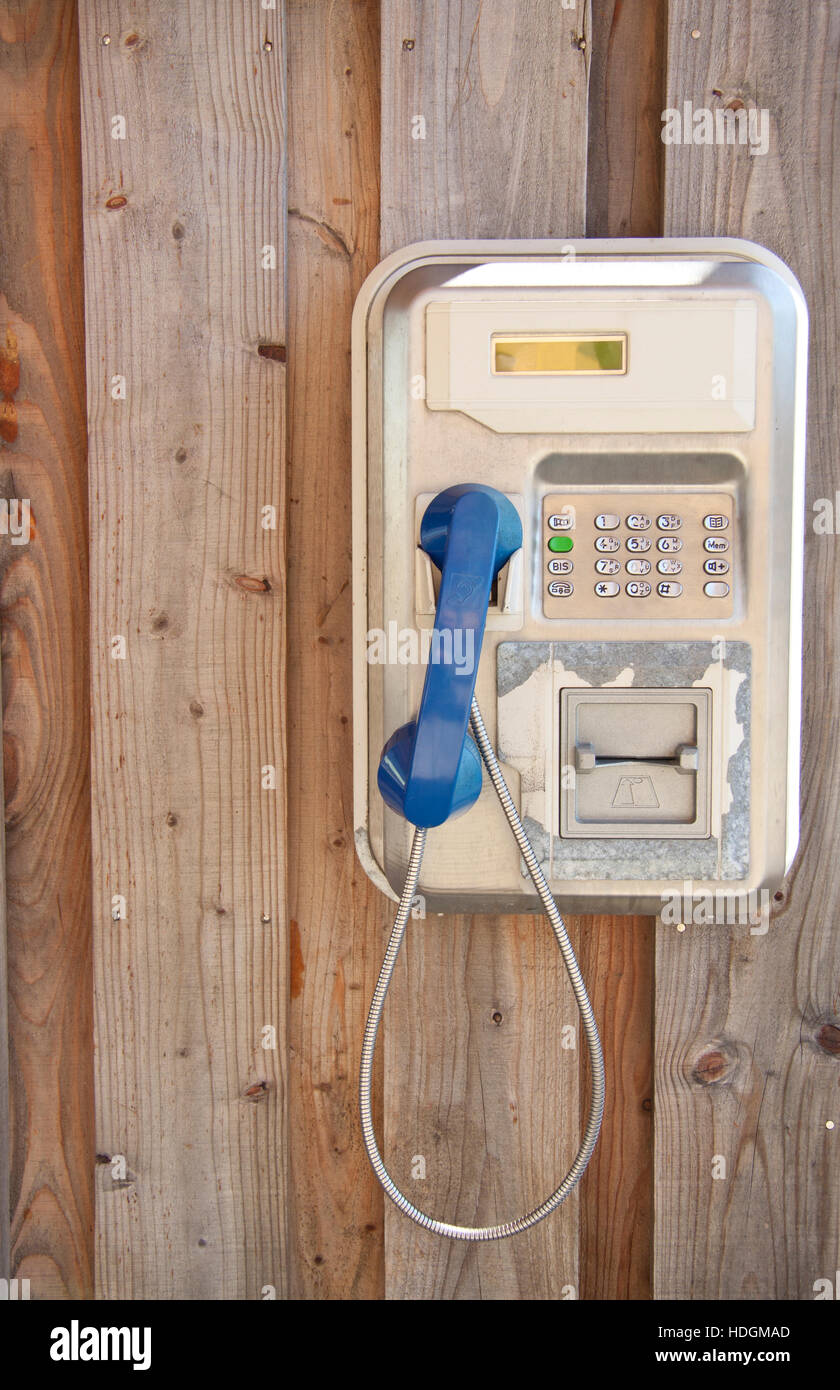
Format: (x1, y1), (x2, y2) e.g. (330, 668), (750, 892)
(352, 240), (807, 1239)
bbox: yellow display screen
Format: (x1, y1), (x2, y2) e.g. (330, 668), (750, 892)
(492, 334), (626, 375)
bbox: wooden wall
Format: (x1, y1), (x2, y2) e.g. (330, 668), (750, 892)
(0, 0), (837, 1301)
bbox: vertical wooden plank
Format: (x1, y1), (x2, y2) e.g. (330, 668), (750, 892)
(656, 0), (840, 1298)
(577, 0), (666, 1302)
(379, 0), (589, 1300)
(79, 0), (289, 1298)
(586, 0), (665, 239)
(0, 696), (6, 1281)
(0, 719), (5, 1283)
(577, 917), (654, 1300)
(285, 0), (385, 1300)
(0, 1), (94, 1299)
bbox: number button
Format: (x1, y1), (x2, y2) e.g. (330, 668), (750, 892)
(656, 558), (682, 575)
(657, 536), (682, 553)
(703, 581), (730, 598)
(626, 535), (651, 553)
(657, 514), (682, 530)
(595, 535), (620, 552)
(548, 512), (574, 531)
(703, 514), (729, 531)
(704, 535), (729, 553)
(626, 581), (651, 597)
(594, 581), (620, 597)
(657, 581), (683, 598)
(626, 558), (651, 575)
(595, 513), (620, 530)
(626, 514), (652, 531)
(595, 558), (620, 575)
(548, 580), (574, 598)
(704, 558), (730, 576)
(548, 558), (573, 575)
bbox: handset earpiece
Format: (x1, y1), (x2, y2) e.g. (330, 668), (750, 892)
(377, 484), (522, 828)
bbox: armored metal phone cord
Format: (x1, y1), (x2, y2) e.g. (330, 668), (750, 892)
(359, 695), (605, 1241)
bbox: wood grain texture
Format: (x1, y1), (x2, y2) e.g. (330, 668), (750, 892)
(0, 692), (5, 1281)
(78, 0), (289, 1299)
(0, 0), (94, 1299)
(656, 0), (840, 1299)
(382, 0), (590, 244)
(586, 0), (665, 238)
(380, 0), (590, 1300)
(285, 0), (385, 1301)
(578, 916), (653, 1300)
(577, 0), (665, 1301)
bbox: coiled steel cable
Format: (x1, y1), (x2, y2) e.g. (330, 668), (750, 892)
(359, 695), (605, 1240)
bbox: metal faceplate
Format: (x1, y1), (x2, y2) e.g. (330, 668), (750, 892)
(352, 239), (807, 915)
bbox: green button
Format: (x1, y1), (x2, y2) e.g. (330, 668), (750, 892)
(548, 535), (573, 553)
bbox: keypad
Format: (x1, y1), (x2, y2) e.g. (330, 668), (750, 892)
(542, 492), (734, 618)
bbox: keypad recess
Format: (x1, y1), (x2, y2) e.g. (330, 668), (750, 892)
(542, 492), (734, 619)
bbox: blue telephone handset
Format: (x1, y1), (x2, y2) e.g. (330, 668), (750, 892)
(377, 484), (522, 827)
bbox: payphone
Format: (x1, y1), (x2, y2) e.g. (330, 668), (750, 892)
(352, 239), (807, 1239)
